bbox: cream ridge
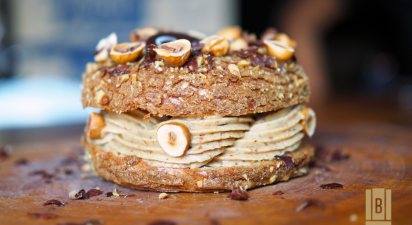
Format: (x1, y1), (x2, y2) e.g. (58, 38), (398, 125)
(87, 104), (316, 169)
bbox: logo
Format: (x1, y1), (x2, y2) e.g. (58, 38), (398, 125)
(366, 188), (391, 225)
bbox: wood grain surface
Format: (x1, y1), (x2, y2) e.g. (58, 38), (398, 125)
(0, 100), (412, 225)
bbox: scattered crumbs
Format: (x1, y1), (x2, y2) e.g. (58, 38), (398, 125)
(227, 186), (249, 201)
(159, 193), (168, 199)
(43, 199), (65, 207)
(320, 183), (343, 189)
(272, 191), (284, 196)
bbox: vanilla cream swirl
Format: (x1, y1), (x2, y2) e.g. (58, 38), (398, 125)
(90, 104), (316, 168)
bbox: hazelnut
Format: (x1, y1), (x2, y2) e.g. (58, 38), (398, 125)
(301, 107), (316, 138)
(110, 42), (145, 64)
(130, 26), (159, 42)
(274, 33), (297, 49)
(229, 38), (248, 52)
(86, 112), (105, 139)
(217, 26), (242, 41)
(228, 64), (241, 77)
(95, 90), (109, 105)
(153, 39), (191, 67)
(157, 122), (191, 157)
(264, 40), (295, 61)
(200, 35), (230, 57)
(94, 32), (117, 62)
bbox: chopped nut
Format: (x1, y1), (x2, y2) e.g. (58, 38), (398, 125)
(197, 180), (203, 188)
(278, 93), (284, 100)
(200, 35), (230, 56)
(228, 64), (241, 77)
(269, 174), (278, 183)
(270, 166), (274, 173)
(95, 90), (109, 105)
(242, 174), (249, 181)
(113, 188), (126, 196)
(116, 74), (129, 87)
(237, 60), (250, 67)
(159, 193), (168, 199)
(196, 56), (205, 67)
(131, 74), (137, 82)
(86, 112), (105, 139)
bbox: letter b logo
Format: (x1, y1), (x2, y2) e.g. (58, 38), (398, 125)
(366, 188), (391, 225)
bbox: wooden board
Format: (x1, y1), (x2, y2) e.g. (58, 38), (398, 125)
(0, 121), (412, 225)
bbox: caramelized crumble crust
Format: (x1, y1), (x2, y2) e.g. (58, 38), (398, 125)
(81, 56), (310, 117)
(83, 135), (314, 192)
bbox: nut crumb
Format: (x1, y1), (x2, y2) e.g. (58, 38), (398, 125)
(228, 64), (241, 77)
(95, 90), (109, 105)
(159, 193), (168, 199)
(237, 60), (250, 67)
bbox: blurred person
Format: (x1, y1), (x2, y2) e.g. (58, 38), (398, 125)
(277, 0), (344, 106)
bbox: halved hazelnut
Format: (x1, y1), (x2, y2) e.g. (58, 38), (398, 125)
(230, 38), (248, 52)
(200, 35), (230, 57)
(86, 112), (105, 139)
(274, 33), (297, 49)
(110, 42), (145, 64)
(218, 26), (242, 41)
(94, 33), (117, 62)
(153, 39), (191, 67)
(157, 122), (191, 157)
(264, 40), (295, 61)
(300, 108), (316, 138)
(130, 26), (159, 42)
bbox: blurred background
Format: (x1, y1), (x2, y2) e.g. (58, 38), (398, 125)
(0, 0), (411, 144)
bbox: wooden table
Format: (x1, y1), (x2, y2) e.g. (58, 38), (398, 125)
(1, 98), (411, 225)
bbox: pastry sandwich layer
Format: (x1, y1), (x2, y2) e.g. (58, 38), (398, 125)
(81, 26), (317, 192)
(86, 104), (316, 169)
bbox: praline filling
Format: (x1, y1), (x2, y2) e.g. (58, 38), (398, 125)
(87, 104), (316, 169)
